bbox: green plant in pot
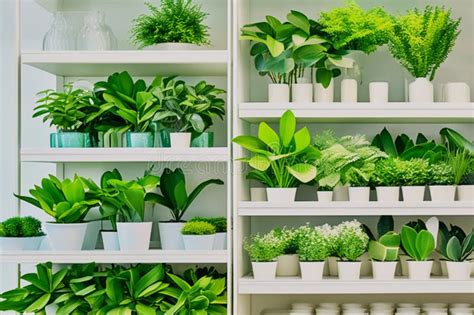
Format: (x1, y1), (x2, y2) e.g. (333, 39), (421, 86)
(428, 161), (455, 202)
(244, 232), (285, 280)
(447, 149), (474, 202)
(0, 216), (45, 251)
(438, 224), (473, 280)
(233, 110), (320, 203)
(368, 231), (400, 280)
(272, 227), (300, 277)
(400, 225), (435, 280)
(395, 158), (430, 202)
(181, 221), (216, 250)
(146, 168), (224, 249)
(296, 224), (332, 280)
(190, 216), (227, 249)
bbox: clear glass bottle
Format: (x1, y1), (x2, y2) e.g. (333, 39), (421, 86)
(77, 11), (115, 50)
(43, 12), (75, 51)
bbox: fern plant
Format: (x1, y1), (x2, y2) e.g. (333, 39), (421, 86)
(388, 6), (461, 80)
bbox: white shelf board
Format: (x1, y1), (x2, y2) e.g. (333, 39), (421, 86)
(0, 250), (227, 264)
(239, 276), (474, 294)
(21, 147), (229, 163)
(21, 51), (228, 76)
(238, 201), (474, 216)
(239, 102), (474, 123)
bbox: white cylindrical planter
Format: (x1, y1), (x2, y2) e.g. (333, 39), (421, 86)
(101, 231), (120, 250)
(402, 186), (426, 202)
(45, 222), (88, 250)
(252, 261), (277, 280)
(407, 260), (433, 280)
(170, 132), (191, 148)
(292, 83), (313, 103)
(158, 222), (185, 249)
(341, 79), (358, 102)
(276, 254), (300, 276)
(327, 256), (338, 276)
(409, 78), (434, 102)
(446, 261), (471, 280)
(333, 185), (349, 201)
(370, 82), (389, 103)
(444, 82), (470, 102)
(376, 186), (400, 202)
(300, 261), (325, 280)
(183, 234), (215, 250)
(457, 185), (474, 201)
(250, 187), (267, 201)
(372, 261), (397, 280)
(266, 188), (297, 203)
(337, 261), (362, 280)
(117, 222), (152, 251)
(349, 187), (370, 202)
(213, 232), (227, 250)
(82, 221), (100, 250)
(268, 84), (290, 103)
(314, 81), (334, 103)
(318, 191), (333, 202)
(429, 185), (456, 202)
(0, 236), (44, 250)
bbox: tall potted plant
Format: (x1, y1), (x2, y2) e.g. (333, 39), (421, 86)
(244, 232), (285, 280)
(368, 231), (400, 280)
(296, 224), (332, 281)
(0, 216), (45, 250)
(400, 225), (436, 280)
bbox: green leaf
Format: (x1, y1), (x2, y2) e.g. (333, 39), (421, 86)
(377, 216), (394, 238)
(249, 155), (271, 171)
(416, 230), (435, 261)
(136, 303), (156, 315)
(287, 10), (310, 34)
(287, 164), (317, 183)
(167, 273), (191, 291)
(232, 135), (269, 154)
(279, 110), (296, 147)
(379, 128), (398, 157)
(293, 127), (311, 153)
(258, 122), (280, 152)
(368, 240), (387, 261)
(446, 236), (462, 261)
(24, 293), (50, 313)
(315, 68), (332, 88)
(401, 225), (419, 260)
(62, 179), (85, 203)
(265, 35), (284, 57)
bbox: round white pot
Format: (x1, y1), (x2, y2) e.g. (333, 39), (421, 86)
(376, 186), (400, 202)
(268, 84), (290, 103)
(145, 42), (202, 50)
(369, 82), (389, 103)
(443, 82), (470, 103)
(252, 261), (277, 280)
(333, 185), (349, 201)
(266, 188), (297, 203)
(349, 187), (370, 202)
(82, 221), (100, 250)
(402, 186), (426, 202)
(45, 222), (88, 250)
(250, 187), (267, 201)
(117, 222), (152, 251)
(409, 78), (434, 102)
(318, 190), (333, 202)
(158, 222), (185, 249)
(276, 254), (300, 276)
(407, 260), (433, 280)
(0, 236), (44, 251)
(314, 81), (334, 103)
(300, 261), (325, 281)
(372, 261), (397, 280)
(170, 132), (191, 148)
(457, 185), (474, 201)
(446, 261), (471, 280)
(337, 261), (362, 280)
(213, 232), (227, 250)
(101, 231), (120, 250)
(292, 83), (313, 103)
(183, 234), (215, 250)
(341, 78), (358, 103)
(429, 185), (456, 202)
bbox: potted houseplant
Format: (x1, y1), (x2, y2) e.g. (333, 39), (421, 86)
(334, 220), (369, 280)
(368, 231), (400, 280)
(131, 0), (210, 50)
(0, 216), (45, 250)
(429, 162), (455, 201)
(233, 110), (320, 203)
(373, 158), (400, 202)
(244, 232), (285, 280)
(388, 6), (461, 102)
(274, 227), (300, 277)
(190, 216), (227, 250)
(147, 168), (223, 249)
(439, 226), (473, 280)
(447, 149), (473, 201)
(296, 224), (332, 280)
(397, 158), (430, 202)
(181, 221), (216, 250)
(400, 225), (436, 280)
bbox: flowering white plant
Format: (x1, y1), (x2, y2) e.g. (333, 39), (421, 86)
(334, 220), (369, 261)
(296, 224), (333, 262)
(244, 232), (285, 262)
(272, 226), (298, 255)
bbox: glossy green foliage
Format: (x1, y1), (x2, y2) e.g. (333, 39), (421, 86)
(400, 225), (435, 261)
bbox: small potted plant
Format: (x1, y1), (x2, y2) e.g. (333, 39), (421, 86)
(274, 227), (300, 277)
(317, 185), (333, 202)
(428, 162), (455, 202)
(397, 158), (430, 202)
(373, 158), (400, 202)
(334, 220), (369, 280)
(439, 227), (473, 280)
(400, 225), (435, 280)
(447, 149), (473, 201)
(296, 224), (332, 281)
(345, 164), (375, 202)
(189, 217), (227, 250)
(368, 231), (400, 280)
(244, 232), (285, 280)
(0, 216), (45, 250)
(131, 0), (210, 50)
(181, 221), (216, 250)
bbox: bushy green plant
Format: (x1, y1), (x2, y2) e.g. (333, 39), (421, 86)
(0, 216), (44, 237)
(368, 231), (400, 262)
(244, 232), (285, 262)
(334, 220), (369, 261)
(388, 6), (461, 80)
(181, 221), (216, 235)
(395, 158), (430, 186)
(131, 0), (210, 49)
(447, 149), (473, 185)
(429, 162), (454, 185)
(296, 225), (333, 262)
(439, 229), (473, 262)
(190, 217), (227, 233)
(272, 227), (298, 255)
(372, 158), (399, 186)
(400, 225), (435, 261)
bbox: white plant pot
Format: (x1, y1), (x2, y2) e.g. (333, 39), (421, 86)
(399, 254), (409, 276)
(159, 222), (185, 249)
(266, 188), (297, 203)
(409, 78), (434, 102)
(252, 261), (277, 280)
(341, 78), (358, 102)
(349, 187), (370, 202)
(443, 82), (470, 102)
(82, 221), (100, 250)
(337, 261), (362, 280)
(333, 185), (349, 201)
(250, 187), (267, 201)
(292, 83), (313, 103)
(407, 260), (433, 280)
(183, 234), (215, 250)
(170, 132), (191, 148)
(213, 232), (227, 250)
(0, 236), (44, 251)
(101, 231), (120, 250)
(145, 42), (202, 50)
(402, 186), (426, 202)
(376, 186), (400, 202)
(457, 185), (474, 201)
(429, 185), (456, 202)
(276, 254), (300, 276)
(268, 84), (290, 103)
(446, 261), (471, 280)
(318, 191), (333, 202)
(372, 261), (397, 280)
(45, 222), (88, 250)
(117, 222), (152, 251)
(369, 82), (389, 103)
(300, 261), (325, 281)
(440, 260), (448, 276)
(327, 256), (338, 276)
(314, 81), (334, 103)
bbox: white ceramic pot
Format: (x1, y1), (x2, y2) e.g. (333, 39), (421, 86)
(327, 256), (338, 276)
(158, 222), (185, 249)
(266, 188), (297, 203)
(276, 254), (300, 276)
(399, 254), (409, 276)
(443, 82), (470, 103)
(314, 81), (334, 103)
(402, 186), (426, 202)
(369, 82), (389, 103)
(349, 187), (370, 202)
(440, 260), (448, 276)
(268, 84), (290, 103)
(292, 83), (313, 103)
(213, 232), (227, 250)
(82, 221), (100, 250)
(337, 261), (362, 280)
(409, 78), (434, 102)
(333, 185), (349, 201)
(300, 261), (325, 280)
(183, 234), (215, 250)
(407, 260), (433, 280)
(429, 185), (456, 202)
(376, 186), (400, 202)
(117, 222), (152, 251)
(457, 185), (474, 201)
(250, 187), (267, 201)
(252, 261), (277, 280)
(341, 78), (358, 102)
(170, 132), (191, 148)
(45, 222), (88, 250)
(446, 261), (471, 280)
(372, 261), (397, 280)
(0, 236), (44, 250)
(101, 231), (120, 250)
(318, 191), (333, 202)
(145, 42), (202, 50)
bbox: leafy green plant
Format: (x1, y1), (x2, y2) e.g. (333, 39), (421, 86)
(181, 221), (216, 235)
(368, 231), (400, 262)
(388, 6), (461, 80)
(439, 229), (473, 262)
(244, 232), (285, 262)
(447, 149), (473, 185)
(131, 0), (210, 48)
(395, 158), (430, 186)
(233, 110), (320, 188)
(429, 162), (454, 185)
(334, 220), (369, 261)
(372, 158), (399, 186)
(362, 215), (395, 242)
(440, 128), (474, 154)
(296, 224), (332, 262)
(0, 216), (44, 237)
(400, 225), (435, 261)
(272, 227), (298, 255)
(190, 217), (227, 233)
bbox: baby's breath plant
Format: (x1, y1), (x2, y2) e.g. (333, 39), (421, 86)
(429, 162), (454, 185)
(272, 227), (298, 255)
(244, 232), (285, 262)
(296, 225), (332, 262)
(334, 220), (369, 261)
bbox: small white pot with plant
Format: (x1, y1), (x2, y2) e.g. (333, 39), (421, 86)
(446, 148), (474, 201)
(397, 158), (430, 202)
(428, 162), (455, 202)
(274, 227), (300, 277)
(439, 227), (473, 280)
(317, 186), (333, 202)
(186, 217), (227, 250)
(0, 216), (45, 251)
(244, 232), (284, 280)
(368, 231), (400, 280)
(181, 221), (216, 250)
(296, 224), (332, 281)
(400, 225), (436, 280)
(373, 158), (400, 202)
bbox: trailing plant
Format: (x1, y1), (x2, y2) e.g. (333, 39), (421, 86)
(296, 224), (332, 262)
(394, 158), (430, 186)
(244, 232), (285, 262)
(181, 221), (216, 235)
(0, 216), (44, 237)
(131, 0), (210, 48)
(368, 231), (400, 262)
(429, 162), (454, 185)
(190, 217), (227, 233)
(400, 225), (435, 261)
(334, 220), (369, 261)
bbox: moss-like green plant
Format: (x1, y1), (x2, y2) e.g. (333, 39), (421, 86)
(0, 216), (44, 237)
(189, 217), (227, 233)
(373, 158), (399, 186)
(395, 158), (430, 186)
(334, 220), (369, 261)
(244, 232), (284, 262)
(429, 162), (454, 185)
(181, 221), (216, 235)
